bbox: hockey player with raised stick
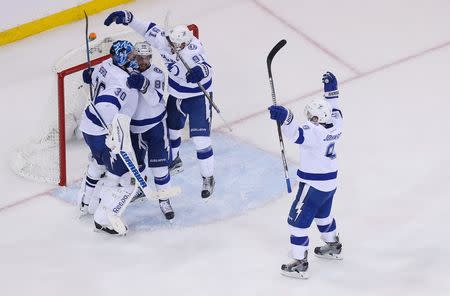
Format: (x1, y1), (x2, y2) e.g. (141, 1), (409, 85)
(104, 11), (216, 200)
(77, 40), (141, 234)
(268, 72), (343, 279)
(127, 41), (175, 220)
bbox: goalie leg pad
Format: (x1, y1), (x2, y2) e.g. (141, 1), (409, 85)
(93, 183), (141, 235)
(77, 156), (106, 214)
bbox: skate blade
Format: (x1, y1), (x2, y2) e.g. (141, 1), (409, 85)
(280, 270), (309, 279)
(314, 253), (343, 260)
(202, 196), (212, 202)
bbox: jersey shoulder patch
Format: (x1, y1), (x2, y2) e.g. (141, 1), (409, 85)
(153, 66), (163, 74)
(188, 43), (198, 50)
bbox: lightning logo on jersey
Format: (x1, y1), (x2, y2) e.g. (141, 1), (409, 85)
(294, 184), (310, 221)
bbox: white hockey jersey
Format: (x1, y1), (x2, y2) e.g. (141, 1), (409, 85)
(129, 19), (212, 99)
(281, 97), (343, 192)
(130, 65), (166, 134)
(79, 59), (139, 136)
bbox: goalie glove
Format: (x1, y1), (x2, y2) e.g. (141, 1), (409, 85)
(105, 113), (132, 155)
(82, 68), (93, 84)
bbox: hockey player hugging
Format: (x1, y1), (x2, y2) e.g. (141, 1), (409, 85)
(105, 10), (216, 200)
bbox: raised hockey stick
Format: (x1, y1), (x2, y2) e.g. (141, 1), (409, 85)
(266, 39), (292, 193)
(164, 12), (232, 132)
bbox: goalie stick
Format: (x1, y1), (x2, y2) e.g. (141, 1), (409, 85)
(266, 39), (292, 193)
(164, 12), (232, 132)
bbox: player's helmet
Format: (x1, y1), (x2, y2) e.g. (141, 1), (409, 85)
(134, 42), (152, 71)
(134, 41), (152, 56)
(110, 40), (136, 67)
(304, 98), (332, 124)
(168, 25), (193, 49)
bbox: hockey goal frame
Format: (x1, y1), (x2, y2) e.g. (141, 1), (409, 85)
(56, 24), (199, 186)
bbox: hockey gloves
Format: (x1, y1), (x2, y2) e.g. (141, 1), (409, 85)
(104, 11), (133, 26)
(268, 105), (293, 125)
(322, 71), (339, 99)
(127, 73), (150, 94)
(186, 65), (206, 83)
(82, 68), (94, 84)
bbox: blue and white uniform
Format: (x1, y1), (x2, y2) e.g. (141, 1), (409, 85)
(281, 97), (342, 192)
(79, 58), (139, 177)
(281, 96), (343, 260)
(129, 21), (212, 99)
(128, 18), (214, 180)
(130, 65), (171, 191)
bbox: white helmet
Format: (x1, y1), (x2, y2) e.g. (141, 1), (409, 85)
(304, 98), (332, 124)
(134, 41), (152, 56)
(168, 25), (193, 49)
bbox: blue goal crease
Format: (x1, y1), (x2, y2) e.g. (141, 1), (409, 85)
(52, 132), (297, 230)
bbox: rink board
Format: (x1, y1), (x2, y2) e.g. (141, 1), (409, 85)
(53, 132), (294, 230)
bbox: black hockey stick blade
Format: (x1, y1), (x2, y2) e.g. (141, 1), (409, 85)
(267, 39), (287, 75)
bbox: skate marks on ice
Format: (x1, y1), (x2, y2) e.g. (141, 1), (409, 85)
(53, 133), (293, 230)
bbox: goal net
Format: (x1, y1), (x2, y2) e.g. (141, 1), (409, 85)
(11, 25), (198, 186)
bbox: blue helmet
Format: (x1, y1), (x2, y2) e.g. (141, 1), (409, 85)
(110, 40), (135, 67)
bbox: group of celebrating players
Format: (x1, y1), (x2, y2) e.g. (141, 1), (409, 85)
(77, 11), (216, 234)
(76, 9), (344, 279)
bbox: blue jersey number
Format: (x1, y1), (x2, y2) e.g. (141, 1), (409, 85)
(114, 88), (127, 101)
(325, 143), (337, 159)
(154, 80), (164, 90)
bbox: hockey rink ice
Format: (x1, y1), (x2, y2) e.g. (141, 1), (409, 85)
(1, 0), (450, 295)
(54, 132), (291, 229)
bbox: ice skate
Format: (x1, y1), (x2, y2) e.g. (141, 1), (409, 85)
(314, 236), (343, 260)
(159, 199), (175, 220)
(201, 176), (215, 199)
(281, 256), (309, 279)
(169, 153), (184, 174)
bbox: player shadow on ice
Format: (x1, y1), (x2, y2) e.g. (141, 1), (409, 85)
(54, 132), (293, 231)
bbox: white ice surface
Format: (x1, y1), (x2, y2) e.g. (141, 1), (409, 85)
(1, 0), (450, 295)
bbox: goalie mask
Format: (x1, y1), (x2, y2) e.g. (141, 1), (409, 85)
(110, 40), (138, 69)
(304, 98), (332, 124)
(168, 25), (193, 50)
(134, 41), (152, 72)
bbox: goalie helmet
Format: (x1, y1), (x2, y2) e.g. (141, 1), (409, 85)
(304, 98), (332, 124)
(110, 40), (136, 67)
(168, 25), (193, 49)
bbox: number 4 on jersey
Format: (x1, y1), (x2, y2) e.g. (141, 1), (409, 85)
(325, 143), (337, 159)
